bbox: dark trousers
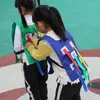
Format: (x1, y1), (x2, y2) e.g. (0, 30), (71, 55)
(23, 60), (48, 100)
(55, 82), (82, 100)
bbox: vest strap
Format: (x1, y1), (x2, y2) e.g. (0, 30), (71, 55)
(51, 58), (63, 68)
(46, 57), (63, 68)
(75, 68), (88, 92)
(46, 57), (54, 74)
(14, 50), (24, 55)
(34, 59), (44, 76)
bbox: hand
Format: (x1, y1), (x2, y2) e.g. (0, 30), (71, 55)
(26, 42), (32, 49)
(31, 33), (38, 41)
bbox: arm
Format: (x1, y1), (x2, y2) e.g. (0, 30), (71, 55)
(14, 25), (23, 59)
(27, 39), (52, 61)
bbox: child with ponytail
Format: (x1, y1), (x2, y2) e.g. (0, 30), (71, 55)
(12, 1), (48, 100)
(26, 5), (90, 100)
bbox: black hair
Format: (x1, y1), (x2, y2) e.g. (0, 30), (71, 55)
(33, 5), (67, 41)
(15, 0), (40, 28)
(37, 0), (40, 6)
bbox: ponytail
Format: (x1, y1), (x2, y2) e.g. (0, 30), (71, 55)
(37, 0), (40, 6)
(18, 7), (28, 27)
(49, 7), (67, 41)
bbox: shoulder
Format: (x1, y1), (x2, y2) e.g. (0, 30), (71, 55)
(42, 40), (52, 49)
(12, 22), (21, 39)
(12, 21), (23, 29)
(12, 23), (21, 32)
(66, 30), (73, 39)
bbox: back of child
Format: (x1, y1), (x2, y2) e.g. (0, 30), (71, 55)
(26, 5), (90, 100)
(12, 1), (48, 100)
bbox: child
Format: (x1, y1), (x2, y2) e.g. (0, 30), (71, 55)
(12, 1), (48, 100)
(26, 5), (90, 100)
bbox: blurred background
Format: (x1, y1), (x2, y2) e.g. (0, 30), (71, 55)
(0, 0), (100, 57)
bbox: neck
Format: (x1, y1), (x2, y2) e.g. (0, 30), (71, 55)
(24, 11), (33, 16)
(45, 27), (52, 33)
